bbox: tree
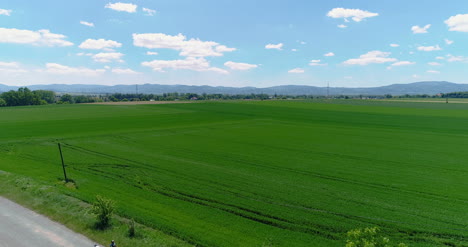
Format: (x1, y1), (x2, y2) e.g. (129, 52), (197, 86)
(345, 227), (407, 247)
(59, 94), (73, 104)
(0, 98), (6, 107)
(33, 90), (56, 104)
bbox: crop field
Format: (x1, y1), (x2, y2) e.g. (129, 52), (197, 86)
(0, 100), (467, 246)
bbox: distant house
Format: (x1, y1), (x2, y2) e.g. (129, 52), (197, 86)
(190, 97), (198, 100)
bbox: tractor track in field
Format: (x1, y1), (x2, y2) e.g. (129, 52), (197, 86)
(60, 143), (468, 239)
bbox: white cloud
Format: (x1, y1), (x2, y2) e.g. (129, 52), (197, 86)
(79, 39), (122, 50)
(299, 41), (306, 45)
(427, 70), (440, 74)
(411, 24), (431, 34)
(436, 56), (445, 60)
(444, 38), (454, 45)
(146, 51), (158, 55)
(92, 52), (124, 63)
(141, 57), (228, 74)
(288, 68), (305, 73)
(445, 14), (468, 32)
(390, 44), (399, 47)
(215, 45), (236, 52)
(446, 54), (467, 62)
(417, 45), (441, 51)
(105, 2), (137, 13)
(291, 49), (297, 52)
(412, 74), (419, 78)
(343, 50), (397, 65)
(327, 8), (378, 22)
(142, 7), (156, 16)
(338, 24), (347, 28)
(265, 43), (283, 50)
(391, 61), (415, 66)
(0, 9), (12, 16)
(76, 52), (93, 56)
(309, 59), (327, 66)
(324, 52), (335, 57)
(112, 68), (138, 74)
(0, 28), (73, 47)
(0, 61), (27, 73)
(133, 33), (235, 57)
(80, 21), (94, 27)
(224, 61), (258, 70)
(428, 62), (442, 66)
(43, 63), (105, 76)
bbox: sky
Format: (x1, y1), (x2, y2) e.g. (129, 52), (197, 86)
(1, 0), (468, 88)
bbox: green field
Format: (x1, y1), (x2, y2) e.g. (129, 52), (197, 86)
(0, 100), (467, 246)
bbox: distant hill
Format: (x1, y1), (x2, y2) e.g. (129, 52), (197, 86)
(1, 81), (468, 95)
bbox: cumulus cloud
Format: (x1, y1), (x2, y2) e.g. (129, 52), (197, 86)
(417, 45), (442, 51)
(133, 33), (235, 57)
(0, 28), (73, 47)
(265, 43), (283, 50)
(0, 9), (12, 16)
(291, 49), (298, 52)
(309, 59), (327, 66)
(105, 2), (137, 13)
(224, 61), (258, 70)
(143, 7), (156, 16)
(0, 61), (27, 73)
(327, 8), (378, 22)
(112, 68), (138, 74)
(288, 68), (305, 73)
(43, 63), (105, 76)
(146, 51), (158, 55)
(80, 21), (94, 27)
(338, 24), (347, 28)
(428, 62), (442, 66)
(427, 70), (440, 74)
(324, 52), (335, 57)
(445, 38), (454, 45)
(141, 57), (228, 74)
(411, 24), (431, 34)
(446, 54), (467, 62)
(92, 52), (124, 63)
(436, 56), (445, 60)
(445, 14), (468, 32)
(79, 39), (122, 50)
(343, 51), (397, 65)
(391, 61), (415, 66)
(390, 44), (399, 47)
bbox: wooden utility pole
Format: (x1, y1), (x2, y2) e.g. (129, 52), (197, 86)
(58, 143), (68, 183)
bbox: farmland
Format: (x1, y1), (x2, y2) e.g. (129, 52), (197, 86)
(0, 100), (467, 246)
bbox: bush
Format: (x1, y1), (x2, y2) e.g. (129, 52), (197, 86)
(128, 218), (136, 237)
(91, 195), (115, 229)
(345, 227), (407, 247)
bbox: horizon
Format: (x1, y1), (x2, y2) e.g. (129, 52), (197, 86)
(1, 1), (468, 87)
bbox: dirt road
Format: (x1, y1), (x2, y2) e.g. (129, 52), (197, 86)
(0, 196), (98, 247)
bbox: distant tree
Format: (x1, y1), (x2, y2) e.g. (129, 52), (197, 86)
(59, 94), (73, 104)
(1, 87), (42, 106)
(33, 90), (56, 104)
(0, 98), (6, 107)
(345, 227), (407, 247)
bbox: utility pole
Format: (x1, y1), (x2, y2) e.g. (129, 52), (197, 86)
(58, 143), (68, 183)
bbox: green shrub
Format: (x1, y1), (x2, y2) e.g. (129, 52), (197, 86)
(91, 195), (115, 229)
(128, 218), (136, 237)
(345, 227), (408, 247)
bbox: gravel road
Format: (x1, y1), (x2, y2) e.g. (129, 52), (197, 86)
(0, 196), (99, 247)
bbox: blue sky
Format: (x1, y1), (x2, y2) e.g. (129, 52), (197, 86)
(1, 0), (468, 87)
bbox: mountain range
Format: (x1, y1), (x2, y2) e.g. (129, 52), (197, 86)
(1, 81), (467, 96)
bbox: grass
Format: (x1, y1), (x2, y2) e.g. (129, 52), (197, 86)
(0, 100), (467, 246)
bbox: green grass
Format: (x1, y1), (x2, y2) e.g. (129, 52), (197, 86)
(0, 100), (467, 246)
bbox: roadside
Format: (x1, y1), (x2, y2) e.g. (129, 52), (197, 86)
(0, 196), (97, 247)
(0, 170), (192, 247)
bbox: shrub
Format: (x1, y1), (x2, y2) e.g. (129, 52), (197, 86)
(91, 195), (115, 229)
(345, 227), (408, 247)
(128, 218), (136, 237)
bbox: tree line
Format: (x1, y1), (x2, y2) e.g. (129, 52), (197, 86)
(1, 87), (463, 107)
